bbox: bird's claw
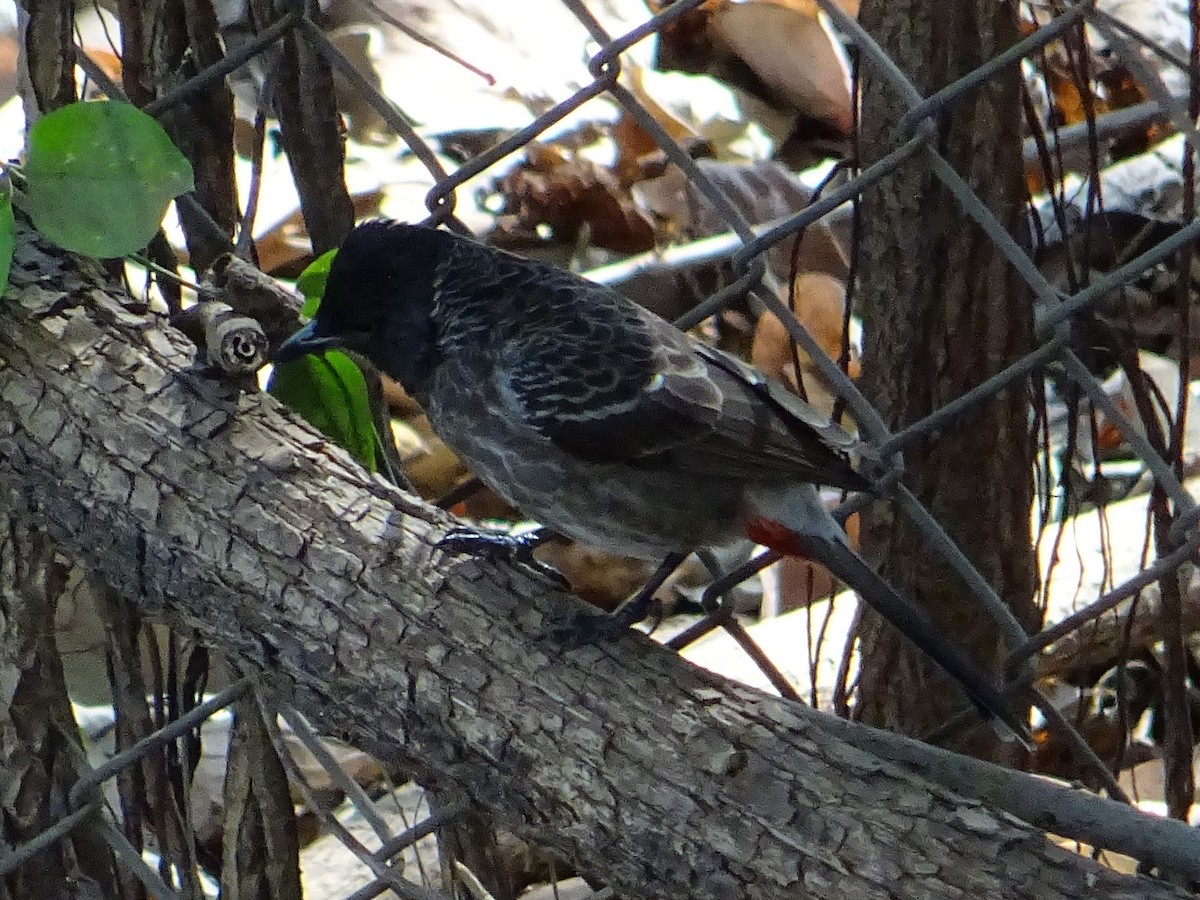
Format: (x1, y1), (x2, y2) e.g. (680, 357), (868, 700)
(542, 610), (631, 647)
(437, 527), (570, 590)
(540, 590), (660, 646)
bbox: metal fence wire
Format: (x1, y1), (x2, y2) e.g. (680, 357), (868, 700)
(6, 0), (1200, 896)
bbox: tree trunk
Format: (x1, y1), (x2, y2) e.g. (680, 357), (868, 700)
(855, 0), (1040, 753)
(0, 226), (1193, 897)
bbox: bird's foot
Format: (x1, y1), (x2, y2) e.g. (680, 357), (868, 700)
(541, 586), (664, 646)
(543, 551), (687, 645)
(437, 526), (570, 590)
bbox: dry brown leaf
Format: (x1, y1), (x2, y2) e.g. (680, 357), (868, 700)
(613, 66), (705, 185)
(751, 271), (858, 420)
(492, 144), (656, 253)
(255, 189), (384, 277)
(0, 28), (16, 107)
(460, 485), (521, 523)
(534, 542), (663, 612)
(402, 414), (471, 498)
(1041, 67), (1143, 128)
(612, 113), (669, 186)
(1028, 714), (1158, 790)
(328, 26), (390, 144)
(1024, 35), (1160, 191)
(612, 160), (851, 332)
(82, 48), (123, 87)
(380, 372), (423, 417)
(654, 0), (852, 165)
(388, 418), (426, 464)
(635, 159), (851, 282)
(708, 1), (852, 133)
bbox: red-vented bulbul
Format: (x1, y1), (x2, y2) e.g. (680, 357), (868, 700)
(275, 219), (1027, 740)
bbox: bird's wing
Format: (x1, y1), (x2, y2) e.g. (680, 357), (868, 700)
(497, 284), (723, 463)
(499, 285), (867, 490)
(683, 335), (868, 490)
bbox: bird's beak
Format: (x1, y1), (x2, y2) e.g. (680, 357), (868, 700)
(273, 320), (344, 363)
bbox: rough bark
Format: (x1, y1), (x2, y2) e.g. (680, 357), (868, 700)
(0, 225), (1190, 899)
(855, 0), (1040, 752)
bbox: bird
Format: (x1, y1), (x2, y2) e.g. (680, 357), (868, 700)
(275, 219), (1028, 742)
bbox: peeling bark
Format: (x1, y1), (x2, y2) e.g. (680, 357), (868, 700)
(0, 224), (1189, 899)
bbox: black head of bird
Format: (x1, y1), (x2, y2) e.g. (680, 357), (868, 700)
(276, 220), (444, 397)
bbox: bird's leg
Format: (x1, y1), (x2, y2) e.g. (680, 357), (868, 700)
(437, 526), (569, 589)
(666, 551), (780, 651)
(605, 551), (690, 633)
(552, 552), (689, 644)
(434, 476), (485, 510)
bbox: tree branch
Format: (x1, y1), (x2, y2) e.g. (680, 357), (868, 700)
(0, 224), (1194, 898)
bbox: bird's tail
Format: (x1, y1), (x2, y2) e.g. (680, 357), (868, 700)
(746, 485), (1031, 746)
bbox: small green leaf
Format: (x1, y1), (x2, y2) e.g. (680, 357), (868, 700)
(0, 190), (13, 296)
(297, 249), (338, 319)
(24, 100), (194, 258)
(268, 352), (378, 472)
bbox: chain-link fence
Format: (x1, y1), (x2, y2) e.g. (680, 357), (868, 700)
(4, 0), (1200, 896)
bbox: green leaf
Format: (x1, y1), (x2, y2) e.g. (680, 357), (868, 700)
(24, 100), (194, 258)
(297, 249), (338, 319)
(268, 352), (378, 472)
(0, 190), (12, 296)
